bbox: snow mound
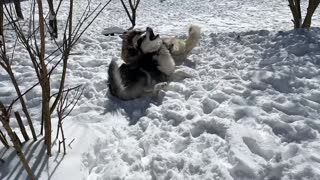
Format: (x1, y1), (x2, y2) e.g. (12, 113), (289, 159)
(82, 28), (320, 179)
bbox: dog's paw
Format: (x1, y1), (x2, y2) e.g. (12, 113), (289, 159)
(153, 82), (168, 95)
(169, 67), (195, 82)
(152, 82), (168, 101)
(154, 82), (168, 91)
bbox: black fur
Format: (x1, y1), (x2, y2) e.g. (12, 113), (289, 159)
(107, 60), (119, 97)
(108, 53), (168, 98)
(120, 53), (167, 85)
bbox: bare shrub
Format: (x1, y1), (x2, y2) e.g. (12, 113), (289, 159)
(0, 0), (111, 177)
(120, 0), (141, 30)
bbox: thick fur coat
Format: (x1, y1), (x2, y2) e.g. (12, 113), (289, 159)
(108, 27), (175, 100)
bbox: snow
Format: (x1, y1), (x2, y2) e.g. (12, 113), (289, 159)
(1, 0), (320, 179)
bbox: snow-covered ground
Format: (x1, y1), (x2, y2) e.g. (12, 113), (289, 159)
(1, 0), (320, 179)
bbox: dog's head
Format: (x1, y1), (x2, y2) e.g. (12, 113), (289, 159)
(120, 29), (145, 63)
(135, 27), (162, 54)
(120, 29), (145, 48)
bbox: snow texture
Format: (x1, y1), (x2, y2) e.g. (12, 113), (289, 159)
(1, 0), (320, 180)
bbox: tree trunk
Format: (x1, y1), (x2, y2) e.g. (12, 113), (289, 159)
(42, 78), (51, 156)
(288, 0), (302, 28)
(47, 0), (58, 38)
(36, 0), (52, 156)
(302, 0), (320, 28)
(294, 0), (302, 26)
(13, 0), (24, 20)
(288, 0), (320, 29)
(131, 10), (136, 29)
(0, 0), (3, 37)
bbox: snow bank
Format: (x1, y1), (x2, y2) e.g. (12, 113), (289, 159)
(82, 28), (320, 179)
(1, 0), (320, 179)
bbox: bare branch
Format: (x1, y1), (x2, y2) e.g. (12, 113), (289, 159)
(135, 0), (141, 10)
(120, 0), (133, 22)
(50, 85), (82, 99)
(0, 129), (9, 149)
(14, 111), (30, 142)
(0, 39), (37, 141)
(120, 0), (140, 29)
(71, 1), (112, 46)
(62, 87), (84, 120)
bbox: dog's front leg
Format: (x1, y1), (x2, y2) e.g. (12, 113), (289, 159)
(153, 82), (167, 93)
(151, 82), (168, 99)
(169, 66), (195, 81)
(142, 82), (167, 101)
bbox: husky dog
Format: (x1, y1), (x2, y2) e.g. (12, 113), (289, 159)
(108, 27), (175, 100)
(163, 25), (201, 64)
(120, 25), (201, 65)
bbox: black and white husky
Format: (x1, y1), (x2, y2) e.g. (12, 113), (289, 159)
(108, 27), (175, 100)
(120, 25), (201, 65)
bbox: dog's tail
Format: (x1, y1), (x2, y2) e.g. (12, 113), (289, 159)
(185, 25), (201, 54)
(108, 60), (128, 100)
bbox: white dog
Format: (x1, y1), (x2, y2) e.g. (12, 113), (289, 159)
(163, 25), (201, 64)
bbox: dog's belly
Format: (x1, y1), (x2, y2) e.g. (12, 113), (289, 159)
(119, 60), (167, 87)
(119, 64), (145, 86)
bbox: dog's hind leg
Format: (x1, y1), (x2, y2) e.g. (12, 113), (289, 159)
(150, 82), (168, 101)
(140, 68), (153, 87)
(142, 81), (167, 98)
(140, 68), (158, 94)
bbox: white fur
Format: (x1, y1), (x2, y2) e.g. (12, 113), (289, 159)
(139, 30), (176, 76)
(132, 35), (142, 49)
(154, 44), (176, 76)
(163, 25), (201, 63)
(140, 32), (163, 54)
